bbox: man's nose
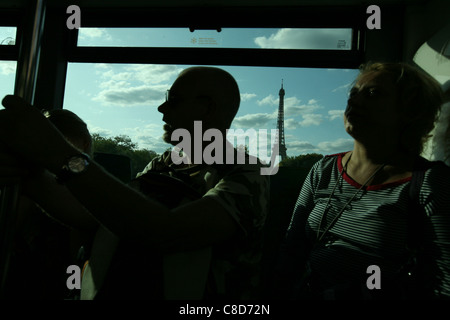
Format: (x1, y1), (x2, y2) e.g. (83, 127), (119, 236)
(158, 101), (168, 114)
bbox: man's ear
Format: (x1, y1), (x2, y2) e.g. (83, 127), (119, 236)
(199, 96), (217, 119)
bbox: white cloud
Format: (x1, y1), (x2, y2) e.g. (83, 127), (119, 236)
(100, 70), (132, 83)
(285, 137), (354, 156)
(316, 138), (353, 153)
(0, 27), (16, 41)
(86, 122), (113, 137)
(134, 135), (170, 153)
(128, 65), (182, 84)
(94, 63), (109, 70)
(231, 112), (276, 129)
(257, 94), (278, 106)
(93, 84), (167, 106)
(250, 95), (323, 130)
(98, 65), (180, 86)
(254, 28), (352, 50)
(284, 97), (320, 117)
(328, 109), (345, 121)
(92, 64), (182, 106)
(332, 82), (352, 93)
(0, 61), (16, 76)
(285, 118), (298, 130)
(286, 140), (317, 154)
(121, 123), (163, 141)
(121, 124), (170, 152)
(98, 79), (130, 90)
(278, 113), (323, 130)
(240, 93), (257, 102)
(257, 95), (322, 117)
(327, 69), (353, 72)
(299, 113), (323, 127)
(90, 123), (170, 154)
(79, 28), (111, 40)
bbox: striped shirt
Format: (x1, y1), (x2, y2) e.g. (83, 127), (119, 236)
(285, 152), (450, 298)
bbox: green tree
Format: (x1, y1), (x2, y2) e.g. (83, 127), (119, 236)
(279, 153), (323, 170)
(92, 133), (158, 178)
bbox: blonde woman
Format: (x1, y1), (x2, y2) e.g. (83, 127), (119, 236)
(278, 62), (450, 299)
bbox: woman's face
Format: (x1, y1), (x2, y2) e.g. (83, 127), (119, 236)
(344, 71), (404, 141)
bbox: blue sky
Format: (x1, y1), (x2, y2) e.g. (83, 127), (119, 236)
(1, 27), (360, 162)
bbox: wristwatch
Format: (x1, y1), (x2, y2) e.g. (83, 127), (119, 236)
(56, 153), (91, 184)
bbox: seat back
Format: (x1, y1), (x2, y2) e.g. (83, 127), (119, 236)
(94, 152), (132, 183)
(260, 166), (310, 298)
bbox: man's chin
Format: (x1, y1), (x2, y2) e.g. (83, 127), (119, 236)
(162, 133), (175, 145)
(162, 126), (176, 145)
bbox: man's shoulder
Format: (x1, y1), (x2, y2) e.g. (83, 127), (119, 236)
(214, 152), (269, 183)
(136, 151), (172, 177)
(137, 149), (268, 186)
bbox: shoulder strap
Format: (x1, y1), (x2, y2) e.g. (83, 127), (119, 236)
(407, 157), (427, 252)
(407, 156), (445, 252)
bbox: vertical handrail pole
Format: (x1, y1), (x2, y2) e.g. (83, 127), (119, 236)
(0, 0), (46, 297)
(15, 0), (46, 104)
(0, 179), (21, 298)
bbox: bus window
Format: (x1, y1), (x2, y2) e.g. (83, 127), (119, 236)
(77, 27), (354, 51)
(0, 60), (16, 107)
(63, 62), (359, 164)
(0, 26), (16, 46)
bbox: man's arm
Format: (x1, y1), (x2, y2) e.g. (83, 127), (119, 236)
(62, 159), (237, 252)
(0, 95), (238, 253)
(22, 169), (98, 232)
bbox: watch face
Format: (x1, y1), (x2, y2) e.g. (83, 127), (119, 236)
(68, 156), (88, 173)
(57, 153), (91, 184)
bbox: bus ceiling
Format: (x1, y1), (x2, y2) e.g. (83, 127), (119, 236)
(0, 0), (448, 107)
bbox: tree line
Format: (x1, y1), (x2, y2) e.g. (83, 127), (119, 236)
(91, 133), (323, 178)
(91, 133), (158, 178)
(278, 153), (323, 169)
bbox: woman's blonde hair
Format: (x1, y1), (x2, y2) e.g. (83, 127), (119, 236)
(358, 62), (444, 156)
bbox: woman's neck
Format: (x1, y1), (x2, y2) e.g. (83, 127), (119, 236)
(343, 140), (414, 186)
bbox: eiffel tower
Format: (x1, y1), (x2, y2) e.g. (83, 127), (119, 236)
(276, 80), (288, 161)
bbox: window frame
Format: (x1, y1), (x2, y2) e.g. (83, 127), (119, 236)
(67, 5), (366, 69)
